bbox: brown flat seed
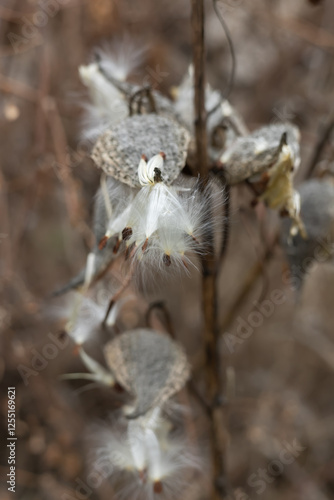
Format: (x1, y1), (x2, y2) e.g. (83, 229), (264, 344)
(182, 258), (189, 270)
(142, 238), (149, 252)
(122, 227), (133, 241)
(153, 481), (163, 494)
(113, 238), (121, 254)
(163, 254), (172, 266)
(98, 235), (108, 250)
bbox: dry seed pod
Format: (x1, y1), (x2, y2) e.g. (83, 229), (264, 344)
(104, 328), (190, 418)
(220, 123), (300, 185)
(53, 177), (134, 295)
(91, 114), (190, 188)
(281, 179), (334, 289)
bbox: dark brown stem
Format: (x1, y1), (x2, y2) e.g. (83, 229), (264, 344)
(192, 0), (208, 180)
(306, 114), (334, 179)
(219, 182), (231, 265)
(191, 1), (227, 498)
(102, 272), (132, 326)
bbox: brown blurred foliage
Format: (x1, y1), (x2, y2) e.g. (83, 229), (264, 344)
(1, 0), (334, 499)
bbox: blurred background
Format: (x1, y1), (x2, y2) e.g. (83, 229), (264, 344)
(1, 0), (334, 499)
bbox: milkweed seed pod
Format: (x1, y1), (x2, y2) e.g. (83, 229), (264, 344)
(104, 328), (190, 418)
(172, 64), (222, 132)
(281, 179), (334, 289)
(90, 411), (203, 498)
(172, 65), (247, 162)
(79, 50), (177, 141)
(91, 114), (190, 188)
(220, 123), (300, 185)
(53, 176), (136, 295)
(98, 154), (220, 276)
(221, 122), (305, 236)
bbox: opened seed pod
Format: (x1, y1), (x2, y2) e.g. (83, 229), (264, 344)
(91, 114), (190, 188)
(104, 328), (190, 418)
(220, 123), (300, 185)
(281, 179), (334, 289)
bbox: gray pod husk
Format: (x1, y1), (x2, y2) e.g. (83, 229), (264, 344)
(220, 123), (300, 185)
(104, 328), (190, 418)
(91, 114), (190, 188)
(281, 179), (334, 289)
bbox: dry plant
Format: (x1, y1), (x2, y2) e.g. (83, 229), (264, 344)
(1, 1), (334, 500)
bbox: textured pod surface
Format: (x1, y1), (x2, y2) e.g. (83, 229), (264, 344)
(91, 114), (190, 188)
(281, 179), (334, 287)
(104, 328), (190, 417)
(220, 123), (300, 185)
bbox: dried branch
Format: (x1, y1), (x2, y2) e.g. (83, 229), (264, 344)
(191, 1), (227, 498)
(220, 232), (279, 334)
(306, 114), (334, 179)
(0, 74), (38, 102)
(213, 0), (236, 99)
(191, 0), (208, 180)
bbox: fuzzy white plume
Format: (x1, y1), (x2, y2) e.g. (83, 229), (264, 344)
(79, 39), (145, 140)
(88, 409), (203, 498)
(173, 64), (222, 132)
(118, 156), (223, 276)
(64, 293), (106, 346)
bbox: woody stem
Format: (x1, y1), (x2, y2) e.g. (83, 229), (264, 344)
(191, 0), (227, 498)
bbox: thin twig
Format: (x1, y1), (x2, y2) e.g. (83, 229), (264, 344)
(191, 1), (227, 498)
(219, 183), (230, 263)
(102, 272), (133, 326)
(220, 232), (279, 334)
(213, 0), (236, 99)
(192, 2), (208, 180)
(306, 114), (334, 179)
(0, 74), (38, 102)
